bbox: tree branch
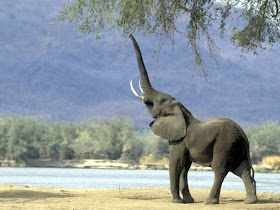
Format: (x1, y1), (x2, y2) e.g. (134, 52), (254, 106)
(174, 0), (194, 13)
(272, 0), (279, 18)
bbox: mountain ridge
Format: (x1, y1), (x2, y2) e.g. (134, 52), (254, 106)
(0, 0), (279, 127)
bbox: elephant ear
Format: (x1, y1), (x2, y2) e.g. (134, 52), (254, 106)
(150, 107), (186, 142)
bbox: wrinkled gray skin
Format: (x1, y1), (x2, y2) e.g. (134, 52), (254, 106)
(129, 34), (258, 205)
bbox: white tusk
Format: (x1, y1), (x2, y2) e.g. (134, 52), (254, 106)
(130, 80), (144, 100)
(138, 80), (144, 94)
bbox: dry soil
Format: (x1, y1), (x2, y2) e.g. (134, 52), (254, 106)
(0, 184), (279, 209)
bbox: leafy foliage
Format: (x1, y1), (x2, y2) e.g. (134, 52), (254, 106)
(230, 0), (280, 52)
(245, 120), (280, 163)
(51, 0), (280, 78)
(0, 116), (278, 165)
(6, 117), (40, 163)
(0, 116), (147, 164)
(262, 155), (280, 170)
(140, 131), (169, 159)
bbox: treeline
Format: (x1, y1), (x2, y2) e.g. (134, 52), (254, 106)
(0, 116), (168, 165)
(245, 120), (280, 163)
(0, 116), (279, 165)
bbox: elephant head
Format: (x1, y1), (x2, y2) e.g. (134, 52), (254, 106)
(129, 34), (191, 142)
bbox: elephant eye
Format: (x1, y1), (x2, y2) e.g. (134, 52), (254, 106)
(144, 101), (153, 108)
(161, 98), (167, 103)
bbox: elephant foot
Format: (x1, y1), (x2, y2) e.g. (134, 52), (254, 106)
(244, 195), (258, 204)
(172, 197), (184, 203)
(205, 197), (219, 205)
(183, 196), (194, 203)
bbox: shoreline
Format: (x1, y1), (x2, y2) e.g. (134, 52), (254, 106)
(0, 184), (279, 209)
(0, 159), (279, 173)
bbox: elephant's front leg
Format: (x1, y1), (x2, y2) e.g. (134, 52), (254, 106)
(169, 144), (186, 203)
(169, 155), (183, 203)
(180, 160), (194, 203)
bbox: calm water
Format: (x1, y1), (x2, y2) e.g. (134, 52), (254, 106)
(0, 167), (279, 193)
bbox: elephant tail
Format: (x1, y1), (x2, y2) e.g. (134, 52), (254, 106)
(246, 140), (256, 193)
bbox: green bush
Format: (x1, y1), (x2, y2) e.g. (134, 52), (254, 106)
(88, 116), (136, 160)
(262, 156), (280, 170)
(6, 117), (40, 163)
(140, 131), (169, 160)
(245, 120), (280, 163)
(0, 116), (278, 166)
(121, 136), (144, 163)
(0, 116), (145, 163)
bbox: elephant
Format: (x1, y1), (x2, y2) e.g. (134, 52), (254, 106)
(128, 34), (258, 205)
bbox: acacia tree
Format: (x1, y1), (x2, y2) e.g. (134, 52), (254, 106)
(51, 0), (280, 79)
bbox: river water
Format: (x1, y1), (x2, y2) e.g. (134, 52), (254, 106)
(0, 167), (279, 193)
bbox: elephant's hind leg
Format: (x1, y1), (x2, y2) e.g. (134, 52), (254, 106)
(232, 160), (258, 204)
(205, 140), (231, 204)
(205, 169), (229, 204)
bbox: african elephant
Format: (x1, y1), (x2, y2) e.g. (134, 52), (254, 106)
(129, 34), (258, 204)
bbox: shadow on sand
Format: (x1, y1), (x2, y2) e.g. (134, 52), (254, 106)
(0, 187), (74, 203)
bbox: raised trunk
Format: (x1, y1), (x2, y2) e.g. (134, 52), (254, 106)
(129, 34), (154, 93)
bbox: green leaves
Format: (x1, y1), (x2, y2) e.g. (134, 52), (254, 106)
(50, 0), (280, 79)
(0, 116), (278, 165)
(0, 116), (144, 164)
(230, 0), (280, 52)
(245, 120), (280, 163)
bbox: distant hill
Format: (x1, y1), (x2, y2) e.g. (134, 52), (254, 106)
(0, 0), (279, 127)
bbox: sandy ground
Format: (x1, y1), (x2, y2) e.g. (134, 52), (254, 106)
(0, 184), (279, 210)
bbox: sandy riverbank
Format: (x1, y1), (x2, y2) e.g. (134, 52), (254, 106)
(1, 159), (279, 172)
(0, 184), (279, 210)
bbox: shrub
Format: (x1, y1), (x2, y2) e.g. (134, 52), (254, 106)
(121, 136), (144, 163)
(245, 120), (280, 163)
(262, 156), (280, 170)
(139, 154), (169, 166)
